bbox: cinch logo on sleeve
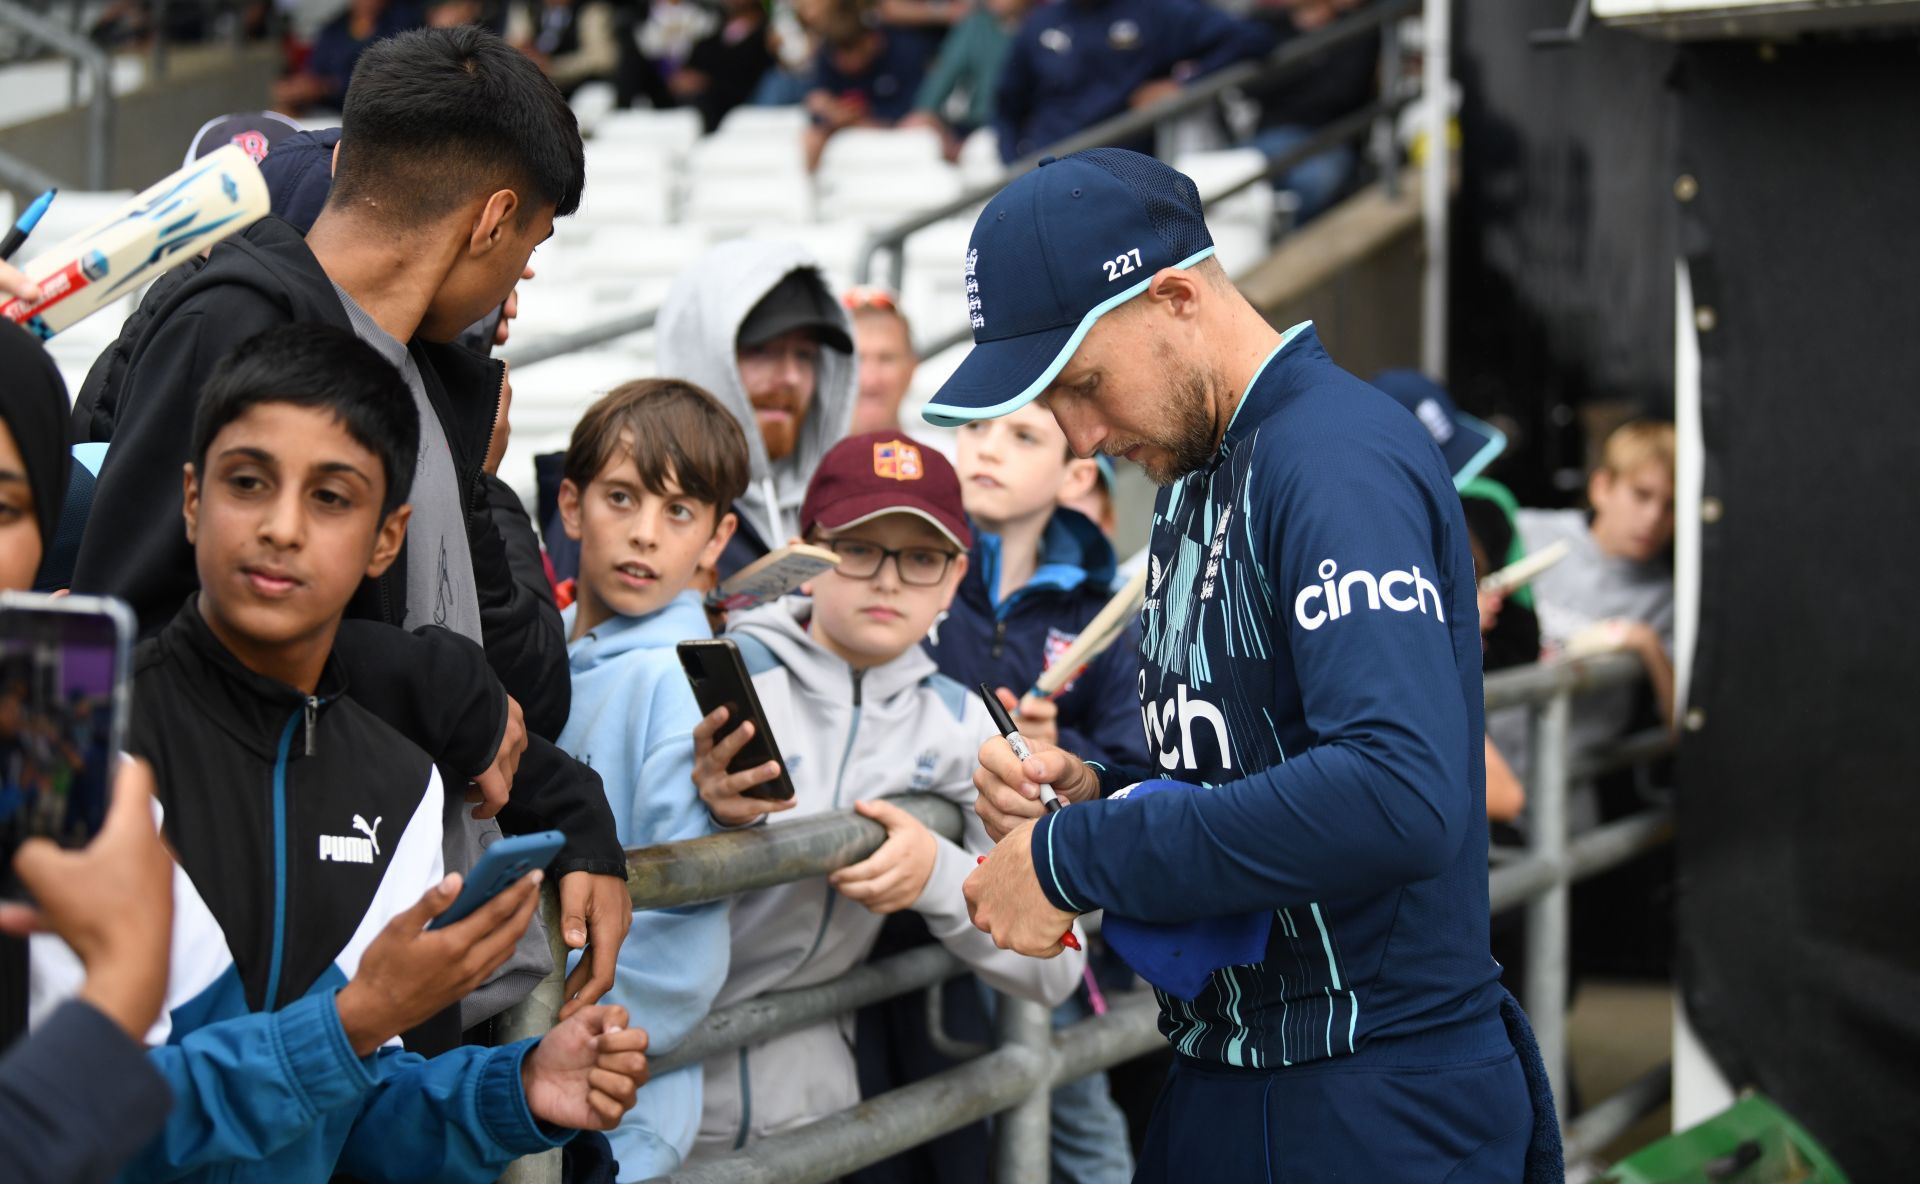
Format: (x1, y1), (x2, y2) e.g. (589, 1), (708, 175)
(1293, 558), (1445, 631)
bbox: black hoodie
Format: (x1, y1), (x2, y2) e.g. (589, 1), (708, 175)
(69, 217), (623, 879)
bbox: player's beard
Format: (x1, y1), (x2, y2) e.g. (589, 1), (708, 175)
(1137, 346), (1220, 486)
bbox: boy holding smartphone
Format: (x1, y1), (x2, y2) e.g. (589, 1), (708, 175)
(687, 432), (1085, 1157)
(31, 326), (649, 1183)
(551, 379), (749, 1180)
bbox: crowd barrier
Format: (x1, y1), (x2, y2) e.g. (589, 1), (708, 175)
(497, 650), (1677, 1183)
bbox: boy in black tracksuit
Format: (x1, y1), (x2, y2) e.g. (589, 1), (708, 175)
(68, 26), (633, 1019)
(30, 325), (651, 1183)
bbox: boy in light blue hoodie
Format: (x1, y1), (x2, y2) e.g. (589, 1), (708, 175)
(553, 379), (751, 1180)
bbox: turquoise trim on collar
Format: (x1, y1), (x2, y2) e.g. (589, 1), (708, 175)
(1451, 410), (1508, 489)
(923, 245), (1219, 426)
(1224, 320), (1313, 436)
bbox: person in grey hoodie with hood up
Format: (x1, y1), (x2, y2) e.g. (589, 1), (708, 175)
(654, 240), (860, 580)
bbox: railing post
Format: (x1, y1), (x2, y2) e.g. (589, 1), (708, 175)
(1523, 688), (1572, 1117)
(1378, 13), (1403, 200)
(1419, 0), (1451, 379)
(990, 995), (1052, 1183)
(0, 0), (117, 189)
(497, 886), (569, 1184)
(150, 0), (171, 80)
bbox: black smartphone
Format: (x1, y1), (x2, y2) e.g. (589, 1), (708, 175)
(0, 593), (135, 899)
(677, 639), (796, 802)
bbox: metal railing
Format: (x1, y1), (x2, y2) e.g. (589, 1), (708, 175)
(0, 0), (115, 190)
(495, 650), (1677, 1182)
(504, 0), (1428, 372)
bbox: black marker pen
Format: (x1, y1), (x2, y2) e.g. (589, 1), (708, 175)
(978, 683), (1063, 813)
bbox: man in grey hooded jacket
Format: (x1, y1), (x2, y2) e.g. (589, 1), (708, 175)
(655, 240), (860, 579)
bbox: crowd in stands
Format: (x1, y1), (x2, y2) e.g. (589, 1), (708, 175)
(241, 0), (1385, 214)
(0, 12), (1678, 1183)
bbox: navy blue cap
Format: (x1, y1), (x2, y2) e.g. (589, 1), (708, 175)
(184, 110), (302, 167)
(258, 127), (341, 235)
(1371, 369), (1507, 490)
(921, 149), (1215, 429)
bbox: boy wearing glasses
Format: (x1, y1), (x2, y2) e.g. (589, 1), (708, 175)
(687, 432), (1085, 1158)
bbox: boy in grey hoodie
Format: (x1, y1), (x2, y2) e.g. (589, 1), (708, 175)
(654, 240), (859, 579)
(689, 431), (1086, 1154)
(553, 380), (753, 1180)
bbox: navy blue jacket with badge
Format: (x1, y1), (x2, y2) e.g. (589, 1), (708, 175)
(994, 0), (1273, 163)
(925, 507), (1145, 769)
(1030, 324), (1508, 1071)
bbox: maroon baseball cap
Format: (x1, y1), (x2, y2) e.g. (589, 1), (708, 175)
(800, 432), (972, 552)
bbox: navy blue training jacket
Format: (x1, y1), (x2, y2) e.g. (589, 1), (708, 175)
(1030, 323), (1508, 1070)
(925, 508), (1146, 769)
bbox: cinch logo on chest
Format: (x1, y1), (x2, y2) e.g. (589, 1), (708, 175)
(1294, 559), (1444, 632)
(319, 814), (382, 864)
(1139, 674), (1233, 772)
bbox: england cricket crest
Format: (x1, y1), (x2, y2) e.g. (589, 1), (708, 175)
(872, 440), (925, 481)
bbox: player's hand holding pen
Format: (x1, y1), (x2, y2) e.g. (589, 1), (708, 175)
(972, 690), (1102, 843)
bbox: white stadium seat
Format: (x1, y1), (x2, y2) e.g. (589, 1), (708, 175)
(818, 126), (946, 176)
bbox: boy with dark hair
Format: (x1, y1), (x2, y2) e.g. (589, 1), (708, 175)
(552, 380), (750, 1179)
(71, 24), (632, 1025)
(30, 325), (650, 1183)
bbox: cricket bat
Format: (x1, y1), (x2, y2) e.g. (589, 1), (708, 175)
(1029, 565), (1149, 700)
(1478, 540), (1570, 597)
(1, 144), (269, 340)
(706, 543), (841, 614)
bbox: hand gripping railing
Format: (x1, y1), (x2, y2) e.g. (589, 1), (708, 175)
(496, 650), (1677, 1183)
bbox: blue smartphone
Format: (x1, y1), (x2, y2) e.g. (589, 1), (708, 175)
(427, 829), (565, 930)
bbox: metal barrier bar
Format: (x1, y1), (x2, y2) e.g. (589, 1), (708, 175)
(1421, 0), (1452, 376)
(0, 0), (115, 188)
(1525, 688), (1573, 1109)
(506, 307), (658, 369)
(657, 1043), (1046, 1184)
(991, 997), (1053, 1180)
(648, 993), (1165, 1184)
(652, 944), (966, 1076)
(1489, 806), (1674, 914)
(497, 887), (572, 1184)
(1563, 1062), (1672, 1164)
(1484, 650), (1646, 710)
(626, 793), (963, 911)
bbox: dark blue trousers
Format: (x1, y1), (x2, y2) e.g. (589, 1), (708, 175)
(1133, 1018), (1534, 1183)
